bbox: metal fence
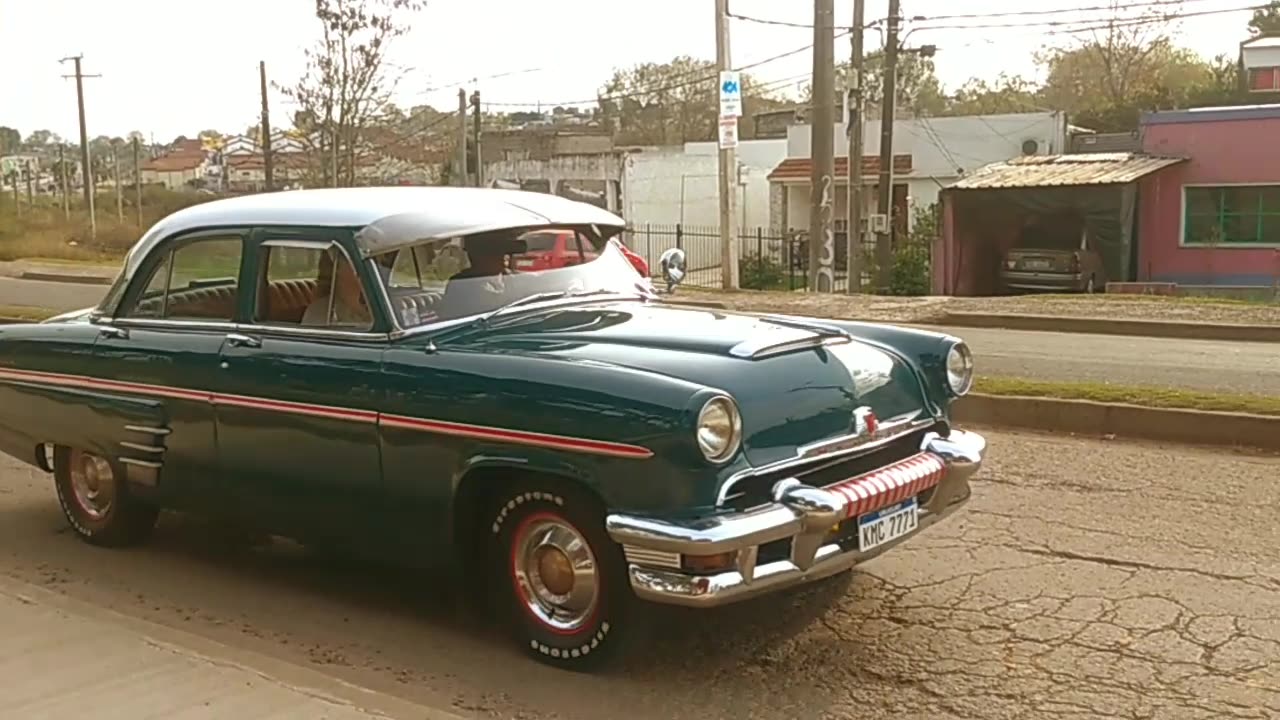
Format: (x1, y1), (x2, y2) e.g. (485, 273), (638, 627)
(621, 223), (931, 294)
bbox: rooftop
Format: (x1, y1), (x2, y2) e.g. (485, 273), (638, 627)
(1242, 34), (1280, 48)
(948, 153), (1186, 190)
(1142, 103), (1280, 125)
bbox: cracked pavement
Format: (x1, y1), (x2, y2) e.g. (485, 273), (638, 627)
(0, 427), (1275, 719)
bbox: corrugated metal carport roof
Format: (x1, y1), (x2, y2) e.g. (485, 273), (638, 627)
(949, 153), (1186, 190)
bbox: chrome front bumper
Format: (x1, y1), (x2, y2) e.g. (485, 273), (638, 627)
(605, 430), (985, 608)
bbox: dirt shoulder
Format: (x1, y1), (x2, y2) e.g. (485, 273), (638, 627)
(677, 288), (1280, 327)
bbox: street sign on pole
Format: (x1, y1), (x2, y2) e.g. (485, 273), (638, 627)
(718, 117), (739, 149)
(719, 71), (742, 118)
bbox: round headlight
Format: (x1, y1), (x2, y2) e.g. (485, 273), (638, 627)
(696, 396), (742, 463)
(946, 342), (975, 396)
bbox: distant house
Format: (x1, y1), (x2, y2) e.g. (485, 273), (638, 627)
(140, 153), (206, 190)
(1242, 35), (1280, 97)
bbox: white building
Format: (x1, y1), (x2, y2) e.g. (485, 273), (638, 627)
(769, 111), (1070, 236)
(1242, 35), (1280, 94)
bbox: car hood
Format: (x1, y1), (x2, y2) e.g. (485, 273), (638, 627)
(455, 302), (934, 468)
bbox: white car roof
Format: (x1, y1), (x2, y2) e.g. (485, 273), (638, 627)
(122, 186), (626, 277)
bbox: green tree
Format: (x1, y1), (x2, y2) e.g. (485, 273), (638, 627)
(23, 129), (59, 148)
(598, 56), (782, 145)
(945, 74), (1043, 116)
(283, 0), (424, 187)
(0, 127), (20, 155)
(1250, 1), (1280, 35)
(810, 51), (947, 117)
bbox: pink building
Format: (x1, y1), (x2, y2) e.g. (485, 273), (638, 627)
(1138, 105), (1280, 287)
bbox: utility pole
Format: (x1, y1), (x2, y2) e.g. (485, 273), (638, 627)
(24, 160), (34, 205)
(456, 89), (468, 187)
(61, 55), (100, 240)
(471, 90), (483, 187)
(59, 145), (70, 219)
(260, 61), (275, 192)
(132, 137), (142, 227)
(875, 0), (901, 294)
(715, 0), (740, 290)
(112, 143), (123, 221)
(845, 0), (867, 294)
(9, 173), (17, 216)
(808, 0), (836, 292)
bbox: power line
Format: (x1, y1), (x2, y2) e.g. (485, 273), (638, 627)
(482, 33), (850, 109)
(911, 3), (1269, 32)
(727, 0), (1253, 31)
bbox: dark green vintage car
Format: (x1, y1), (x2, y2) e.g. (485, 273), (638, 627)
(0, 187), (984, 669)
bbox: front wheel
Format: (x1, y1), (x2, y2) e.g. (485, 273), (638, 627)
(489, 484), (633, 670)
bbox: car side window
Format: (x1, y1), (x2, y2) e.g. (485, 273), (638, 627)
(255, 243), (373, 332)
(126, 236), (243, 321)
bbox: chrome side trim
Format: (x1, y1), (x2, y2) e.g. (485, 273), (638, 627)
(119, 457), (162, 469)
(124, 425), (171, 436)
(119, 441), (164, 454)
(715, 412), (932, 506)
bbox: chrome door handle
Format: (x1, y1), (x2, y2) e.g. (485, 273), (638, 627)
(225, 333), (261, 349)
(98, 326), (129, 340)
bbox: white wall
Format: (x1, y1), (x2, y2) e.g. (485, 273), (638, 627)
(1243, 43), (1280, 69)
(622, 139), (787, 229)
(787, 111), (1069, 183)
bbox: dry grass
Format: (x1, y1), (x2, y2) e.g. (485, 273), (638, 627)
(0, 305), (59, 321)
(976, 376), (1280, 417)
(0, 188), (215, 263)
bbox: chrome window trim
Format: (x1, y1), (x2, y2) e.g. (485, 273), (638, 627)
(714, 412), (935, 507)
(102, 317), (392, 344)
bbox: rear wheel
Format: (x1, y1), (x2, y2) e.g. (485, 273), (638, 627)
(488, 483), (632, 670)
(54, 446), (158, 547)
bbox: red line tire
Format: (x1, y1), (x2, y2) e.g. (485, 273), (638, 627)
(54, 446), (158, 547)
(489, 483), (633, 670)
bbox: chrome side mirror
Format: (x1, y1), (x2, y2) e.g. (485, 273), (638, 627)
(658, 248), (686, 293)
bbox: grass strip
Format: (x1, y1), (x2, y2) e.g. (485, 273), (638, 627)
(976, 376), (1280, 417)
(0, 305), (59, 322)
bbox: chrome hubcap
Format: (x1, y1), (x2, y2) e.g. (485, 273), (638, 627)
(512, 517), (599, 632)
(69, 450), (116, 520)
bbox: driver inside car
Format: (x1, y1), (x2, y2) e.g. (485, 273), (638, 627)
(438, 231), (524, 319)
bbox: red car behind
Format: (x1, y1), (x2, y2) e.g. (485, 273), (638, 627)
(515, 230), (649, 277)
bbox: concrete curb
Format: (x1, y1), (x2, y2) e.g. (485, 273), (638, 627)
(937, 311), (1280, 343)
(19, 270), (115, 286)
(954, 393), (1280, 452)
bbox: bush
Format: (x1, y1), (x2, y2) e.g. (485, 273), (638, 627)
(740, 252), (788, 291)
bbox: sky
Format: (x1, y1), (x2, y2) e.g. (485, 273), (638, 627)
(0, 0), (1261, 143)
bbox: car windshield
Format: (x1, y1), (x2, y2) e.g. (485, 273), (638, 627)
(370, 226), (652, 330)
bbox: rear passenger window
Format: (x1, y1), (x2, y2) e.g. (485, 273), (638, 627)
(127, 236), (243, 321)
(255, 243), (372, 331)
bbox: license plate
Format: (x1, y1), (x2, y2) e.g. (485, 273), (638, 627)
(857, 497), (919, 552)
(1023, 259), (1051, 270)
(515, 259), (535, 269)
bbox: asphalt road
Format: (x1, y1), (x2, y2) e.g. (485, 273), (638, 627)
(0, 428), (1276, 719)
(0, 276), (106, 313)
(1, 276), (1276, 395)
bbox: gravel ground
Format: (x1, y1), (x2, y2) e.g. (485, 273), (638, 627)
(0, 428), (1276, 719)
(677, 289), (1280, 327)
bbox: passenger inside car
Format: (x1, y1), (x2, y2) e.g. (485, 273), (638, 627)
(302, 250), (373, 329)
